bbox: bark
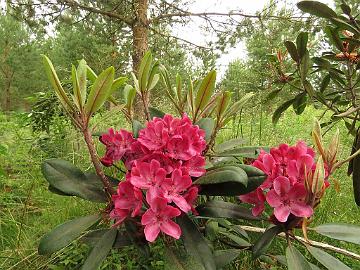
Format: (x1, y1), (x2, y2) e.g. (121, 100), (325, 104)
(132, 0), (149, 119)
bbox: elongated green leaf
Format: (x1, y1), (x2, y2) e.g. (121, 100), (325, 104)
(219, 231), (251, 247)
(215, 138), (246, 152)
(297, 1), (337, 19)
(80, 229), (131, 248)
(194, 166), (249, 196)
(139, 51), (153, 93)
(252, 226), (282, 259)
(77, 59), (87, 105)
(195, 70), (216, 117)
(286, 245), (312, 270)
(216, 91), (232, 121)
(149, 107), (165, 119)
(72, 65), (82, 110)
(81, 228), (117, 270)
(293, 92), (307, 115)
(300, 51), (311, 81)
(148, 73), (160, 91)
(307, 246), (351, 270)
(331, 18), (360, 36)
(176, 73), (183, 102)
(214, 146), (268, 159)
(197, 200), (262, 220)
(41, 55), (74, 112)
(42, 159), (108, 202)
(86, 65), (97, 83)
(124, 220), (150, 257)
(110, 77), (127, 95)
(224, 92), (254, 119)
(272, 98), (295, 124)
(124, 84), (136, 110)
(320, 74), (331, 92)
(38, 214), (100, 255)
(164, 247), (205, 270)
(196, 118), (215, 142)
(284, 41), (299, 62)
(325, 26), (344, 51)
(214, 249), (240, 269)
(85, 66), (115, 116)
(177, 215), (216, 270)
(297, 32), (309, 59)
(314, 223), (360, 244)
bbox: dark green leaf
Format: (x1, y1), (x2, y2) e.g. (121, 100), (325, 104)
(149, 107), (165, 119)
(325, 26), (344, 51)
(81, 228), (117, 270)
(132, 120), (145, 138)
(340, 3), (351, 15)
(252, 226), (282, 259)
(214, 249), (239, 269)
(314, 223), (360, 244)
(320, 74), (331, 92)
(164, 247), (205, 270)
(264, 89), (282, 103)
(331, 18), (360, 35)
(124, 220), (150, 257)
(293, 92), (307, 115)
(177, 215), (216, 270)
(307, 246), (351, 270)
(296, 32), (309, 59)
(284, 41), (299, 62)
(197, 200), (262, 220)
(219, 231), (251, 247)
(213, 146), (269, 159)
(85, 66), (115, 116)
(42, 159), (108, 202)
(272, 98), (295, 124)
(300, 51), (311, 81)
(80, 229), (131, 248)
(38, 214), (100, 255)
(286, 245), (312, 270)
(297, 1), (337, 18)
(196, 118), (215, 142)
(303, 80), (315, 97)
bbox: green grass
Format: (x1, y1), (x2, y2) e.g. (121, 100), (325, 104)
(0, 106), (359, 269)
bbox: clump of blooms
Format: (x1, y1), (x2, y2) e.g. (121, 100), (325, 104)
(100, 114), (206, 242)
(240, 141), (328, 224)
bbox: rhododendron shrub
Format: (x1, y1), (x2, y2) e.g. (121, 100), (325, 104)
(102, 114), (206, 241)
(38, 50), (360, 270)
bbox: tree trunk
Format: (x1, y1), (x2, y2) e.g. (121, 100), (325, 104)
(132, 0), (149, 119)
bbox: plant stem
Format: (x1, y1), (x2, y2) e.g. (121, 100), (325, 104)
(83, 127), (115, 196)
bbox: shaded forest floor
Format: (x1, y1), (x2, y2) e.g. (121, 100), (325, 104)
(0, 107), (359, 269)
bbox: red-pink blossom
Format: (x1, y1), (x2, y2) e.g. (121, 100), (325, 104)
(182, 155), (206, 177)
(184, 186), (199, 215)
(99, 128), (135, 166)
(110, 208), (129, 227)
(266, 176), (313, 222)
(112, 181), (143, 218)
(141, 196), (181, 242)
(162, 169), (192, 212)
(239, 187), (266, 216)
(129, 160), (167, 191)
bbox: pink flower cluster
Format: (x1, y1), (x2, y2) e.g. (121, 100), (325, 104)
(240, 141), (318, 223)
(100, 114), (206, 242)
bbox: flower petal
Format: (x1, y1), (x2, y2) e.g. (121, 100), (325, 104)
(144, 223), (161, 242)
(290, 201), (313, 218)
(273, 176), (291, 195)
(266, 189), (282, 207)
(273, 204), (291, 223)
(160, 220), (181, 239)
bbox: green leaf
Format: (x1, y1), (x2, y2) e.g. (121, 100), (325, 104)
(296, 32), (309, 59)
(219, 231), (251, 247)
(286, 245), (312, 270)
(252, 226), (282, 259)
(197, 200), (262, 220)
(215, 138), (246, 152)
(303, 80), (315, 97)
(164, 247), (205, 270)
(293, 92), (307, 115)
(216, 91), (232, 121)
(213, 146), (269, 159)
(86, 65), (97, 83)
(176, 73), (183, 102)
(124, 84), (136, 109)
(214, 249), (240, 269)
(139, 51), (153, 94)
(297, 1), (337, 19)
(194, 166), (249, 196)
(320, 74), (331, 92)
(284, 41), (299, 62)
(324, 26), (344, 51)
(41, 55), (74, 112)
(77, 59), (87, 105)
(331, 18), (360, 36)
(149, 107), (165, 119)
(110, 77), (127, 96)
(80, 229), (131, 248)
(340, 3), (351, 15)
(272, 98), (295, 124)
(196, 118), (215, 142)
(124, 220), (150, 257)
(177, 215), (216, 270)
(300, 51), (311, 81)
(85, 66), (115, 116)
(224, 92), (254, 119)
(195, 70), (216, 117)
(72, 65), (83, 110)
(264, 89), (281, 103)
(307, 246), (351, 270)
(81, 228), (117, 270)
(314, 223), (360, 244)
(132, 120), (145, 138)
(38, 214), (100, 255)
(42, 159), (108, 202)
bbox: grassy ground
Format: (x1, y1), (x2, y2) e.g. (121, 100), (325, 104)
(0, 106), (359, 269)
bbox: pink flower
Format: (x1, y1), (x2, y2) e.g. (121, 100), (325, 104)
(266, 176), (313, 222)
(162, 169), (192, 212)
(99, 128), (135, 166)
(141, 196), (181, 242)
(183, 186), (199, 215)
(138, 119), (169, 150)
(239, 188), (266, 216)
(182, 155), (206, 177)
(129, 160), (167, 191)
(110, 208), (129, 227)
(112, 181), (143, 218)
